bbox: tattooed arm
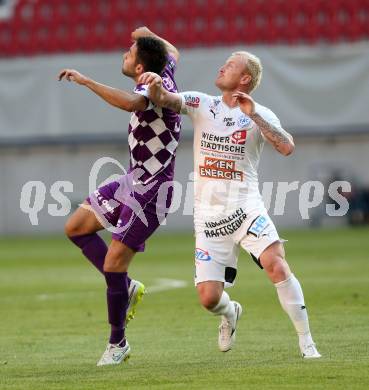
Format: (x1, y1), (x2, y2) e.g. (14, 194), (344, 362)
(249, 112), (295, 156)
(138, 72), (182, 113)
(158, 91), (182, 113)
(233, 91), (295, 156)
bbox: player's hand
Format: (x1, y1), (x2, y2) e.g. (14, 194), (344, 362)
(58, 69), (89, 85)
(131, 26), (152, 41)
(138, 72), (162, 89)
(139, 72), (163, 103)
(232, 91), (256, 116)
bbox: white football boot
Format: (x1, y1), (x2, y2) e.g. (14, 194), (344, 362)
(97, 340), (131, 366)
(126, 279), (146, 325)
(218, 301), (243, 352)
(300, 342), (322, 359)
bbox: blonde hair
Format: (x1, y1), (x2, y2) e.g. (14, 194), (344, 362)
(232, 51), (263, 93)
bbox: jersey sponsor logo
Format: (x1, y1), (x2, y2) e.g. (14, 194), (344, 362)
(223, 117), (235, 127)
(204, 208), (247, 238)
(247, 215), (270, 237)
(162, 75), (175, 91)
(237, 115), (251, 128)
(201, 132), (245, 155)
(93, 190), (116, 213)
(195, 248), (212, 261)
(231, 130), (247, 145)
(199, 157), (244, 181)
(184, 94), (200, 108)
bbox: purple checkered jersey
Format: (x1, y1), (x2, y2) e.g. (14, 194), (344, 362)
(128, 56), (181, 184)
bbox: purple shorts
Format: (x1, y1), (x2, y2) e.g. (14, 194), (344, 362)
(86, 175), (173, 252)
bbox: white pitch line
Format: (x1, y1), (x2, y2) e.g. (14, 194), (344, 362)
(32, 278), (188, 301)
(147, 278), (188, 293)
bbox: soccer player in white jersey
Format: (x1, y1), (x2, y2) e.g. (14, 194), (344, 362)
(139, 51), (321, 359)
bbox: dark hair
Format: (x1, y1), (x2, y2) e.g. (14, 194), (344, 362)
(136, 37), (168, 75)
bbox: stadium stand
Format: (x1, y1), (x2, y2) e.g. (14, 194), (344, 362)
(0, 0), (368, 57)
(1, 0), (369, 233)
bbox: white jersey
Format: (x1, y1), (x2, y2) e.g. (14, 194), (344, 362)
(180, 91), (283, 228)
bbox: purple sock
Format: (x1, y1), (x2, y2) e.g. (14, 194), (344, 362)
(69, 233), (106, 274)
(105, 272), (129, 344)
(68, 233), (132, 286)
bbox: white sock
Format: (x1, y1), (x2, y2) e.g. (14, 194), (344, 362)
(275, 274), (313, 346)
(209, 291), (235, 324)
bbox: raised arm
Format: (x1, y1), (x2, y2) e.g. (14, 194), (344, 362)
(249, 112), (294, 156)
(233, 91), (295, 156)
(131, 26), (180, 63)
(138, 72), (182, 113)
(58, 69), (147, 112)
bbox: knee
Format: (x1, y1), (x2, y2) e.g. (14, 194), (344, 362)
(103, 260), (122, 273)
(104, 242), (133, 273)
(198, 288), (222, 310)
(264, 256), (291, 283)
(64, 217), (79, 238)
(260, 242), (291, 283)
(104, 249), (122, 273)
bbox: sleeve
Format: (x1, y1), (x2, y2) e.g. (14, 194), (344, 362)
(255, 105), (283, 141)
(132, 84), (153, 111)
(255, 105), (283, 130)
(179, 91), (209, 119)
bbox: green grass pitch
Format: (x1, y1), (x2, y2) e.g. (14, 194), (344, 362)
(0, 228), (369, 389)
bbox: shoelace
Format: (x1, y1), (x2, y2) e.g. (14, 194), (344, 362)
(102, 345), (113, 356)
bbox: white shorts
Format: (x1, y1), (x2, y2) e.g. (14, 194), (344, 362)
(194, 209), (281, 287)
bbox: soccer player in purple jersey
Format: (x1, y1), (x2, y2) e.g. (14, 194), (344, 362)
(58, 27), (181, 366)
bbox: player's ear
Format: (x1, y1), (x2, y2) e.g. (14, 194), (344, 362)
(240, 74), (252, 87)
(135, 63), (144, 75)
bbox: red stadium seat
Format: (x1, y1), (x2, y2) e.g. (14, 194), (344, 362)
(0, 0), (368, 58)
